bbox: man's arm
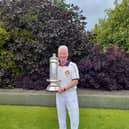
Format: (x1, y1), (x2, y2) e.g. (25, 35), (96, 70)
(57, 79), (78, 93)
(64, 79), (78, 91)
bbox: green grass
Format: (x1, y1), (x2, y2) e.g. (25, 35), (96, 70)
(0, 105), (129, 129)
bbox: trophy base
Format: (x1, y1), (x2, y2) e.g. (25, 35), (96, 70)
(46, 85), (60, 92)
(46, 79), (60, 92)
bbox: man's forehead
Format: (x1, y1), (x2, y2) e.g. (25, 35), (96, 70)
(60, 48), (67, 51)
(58, 48), (68, 52)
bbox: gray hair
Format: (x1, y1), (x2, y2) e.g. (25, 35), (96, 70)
(58, 45), (68, 53)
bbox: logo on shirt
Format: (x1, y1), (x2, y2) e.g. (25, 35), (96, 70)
(65, 70), (71, 77)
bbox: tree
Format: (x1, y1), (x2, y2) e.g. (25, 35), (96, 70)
(52, 0), (70, 10)
(0, 23), (18, 88)
(93, 0), (129, 52)
(0, 0), (91, 89)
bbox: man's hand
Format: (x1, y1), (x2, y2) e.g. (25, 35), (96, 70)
(57, 87), (65, 93)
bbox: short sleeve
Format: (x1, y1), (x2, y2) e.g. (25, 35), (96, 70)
(71, 63), (80, 80)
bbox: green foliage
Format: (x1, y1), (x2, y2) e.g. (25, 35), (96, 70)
(0, 50), (19, 88)
(93, 0), (129, 52)
(0, 27), (10, 47)
(0, 24), (17, 88)
(13, 28), (35, 43)
(54, 0), (70, 10)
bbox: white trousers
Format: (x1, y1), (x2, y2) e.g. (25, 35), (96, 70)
(56, 90), (79, 129)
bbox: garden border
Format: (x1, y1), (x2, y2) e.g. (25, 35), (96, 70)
(0, 88), (129, 109)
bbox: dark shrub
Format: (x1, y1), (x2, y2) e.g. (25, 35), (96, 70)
(78, 45), (129, 90)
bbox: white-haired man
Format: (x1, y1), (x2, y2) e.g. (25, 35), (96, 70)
(56, 45), (79, 129)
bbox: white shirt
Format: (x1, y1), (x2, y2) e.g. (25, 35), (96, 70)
(58, 61), (79, 91)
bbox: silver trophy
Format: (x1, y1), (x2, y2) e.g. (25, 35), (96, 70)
(46, 53), (60, 91)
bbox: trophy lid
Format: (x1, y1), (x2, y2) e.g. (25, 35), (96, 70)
(50, 53), (58, 62)
(52, 53), (56, 57)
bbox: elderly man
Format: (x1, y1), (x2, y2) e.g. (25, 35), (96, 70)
(56, 45), (80, 129)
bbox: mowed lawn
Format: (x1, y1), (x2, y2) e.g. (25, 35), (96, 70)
(0, 105), (129, 129)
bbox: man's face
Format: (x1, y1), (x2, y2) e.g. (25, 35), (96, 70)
(58, 48), (68, 65)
